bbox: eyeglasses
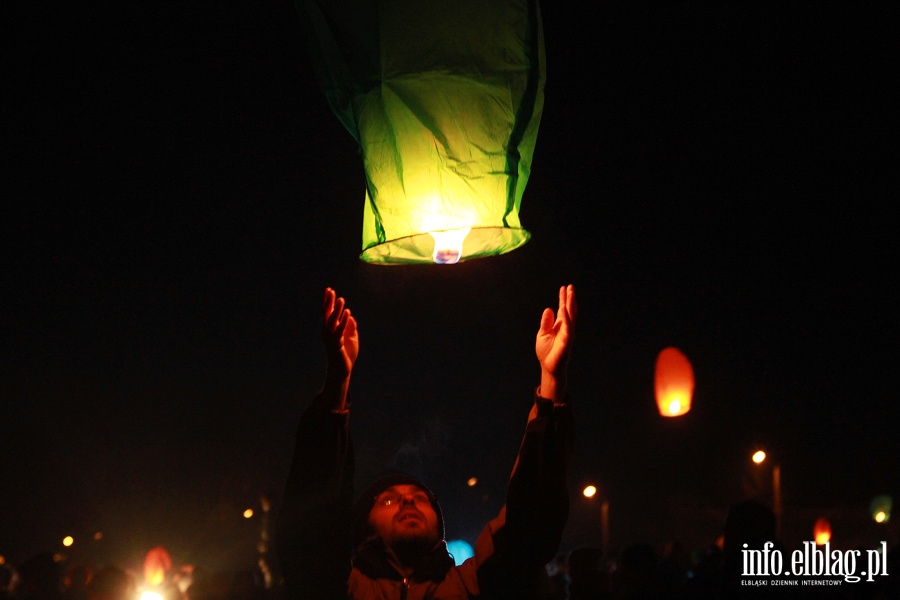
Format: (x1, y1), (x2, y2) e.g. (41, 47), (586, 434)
(374, 491), (432, 507)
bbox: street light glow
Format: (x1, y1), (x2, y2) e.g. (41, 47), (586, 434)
(583, 485), (597, 498)
(875, 511), (887, 523)
(243, 509), (254, 519)
(752, 450), (766, 464)
(467, 477), (477, 487)
(62, 536), (74, 547)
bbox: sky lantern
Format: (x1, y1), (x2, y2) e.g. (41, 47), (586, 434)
(813, 518), (831, 545)
(654, 347), (694, 417)
(298, 0), (545, 264)
(144, 546), (173, 587)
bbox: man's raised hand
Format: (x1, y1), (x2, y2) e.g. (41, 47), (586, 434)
(321, 287), (358, 410)
(535, 284), (577, 403)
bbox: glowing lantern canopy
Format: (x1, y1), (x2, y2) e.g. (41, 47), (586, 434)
(299, 0), (545, 264)
(144, 546), (173, 587)
(813, 518), (831, 545)
(654, 347), (694, 417)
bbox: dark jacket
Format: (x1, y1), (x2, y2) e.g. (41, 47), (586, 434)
(275, 392), (573, 600)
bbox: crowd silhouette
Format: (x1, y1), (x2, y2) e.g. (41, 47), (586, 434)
(2, 500), (896, 600)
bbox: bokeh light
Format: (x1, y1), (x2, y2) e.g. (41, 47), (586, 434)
(446, 540), (474, 566)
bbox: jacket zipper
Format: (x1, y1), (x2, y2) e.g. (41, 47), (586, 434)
(400, 576), (409, 600)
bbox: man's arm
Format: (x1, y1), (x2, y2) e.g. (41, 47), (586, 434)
(319, 287), (358, 412)
(466, 285), (577, 599)
(274, 288), (359, 600)
(535, 284), (576, 403)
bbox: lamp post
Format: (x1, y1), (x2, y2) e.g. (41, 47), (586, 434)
(583, 485), (609, 555)
(752, 450), (782, 539)
(870, 495), (892, 524)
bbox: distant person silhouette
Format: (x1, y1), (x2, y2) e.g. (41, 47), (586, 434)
(567, 547), (609, 600)
(85, 566), (133, 600)
(16, 554), (62, 600)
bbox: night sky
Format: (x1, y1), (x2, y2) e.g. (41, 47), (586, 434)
(4, 0), (896, 575)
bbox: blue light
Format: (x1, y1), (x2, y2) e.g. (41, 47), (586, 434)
(446, 539), (474, 566)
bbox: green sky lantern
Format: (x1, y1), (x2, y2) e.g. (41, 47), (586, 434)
(298, 0), (545, 264)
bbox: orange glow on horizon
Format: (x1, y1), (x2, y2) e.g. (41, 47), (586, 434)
(144, 546), (173, 587)
(813, 518), (832, 545)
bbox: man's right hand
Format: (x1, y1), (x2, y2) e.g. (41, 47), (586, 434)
(321, 287), (358, 410)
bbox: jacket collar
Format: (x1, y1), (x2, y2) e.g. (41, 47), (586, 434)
(352, 536), (455, 583)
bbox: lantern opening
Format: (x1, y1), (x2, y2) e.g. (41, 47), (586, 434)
(360, 226), (530, 265)
(667, 398), (683, 416)
(429, 227), (471, 264)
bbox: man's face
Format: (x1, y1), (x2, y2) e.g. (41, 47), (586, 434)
(367, 484), (440, 550)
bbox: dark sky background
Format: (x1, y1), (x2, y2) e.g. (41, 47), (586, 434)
(4, 0), (896, 576)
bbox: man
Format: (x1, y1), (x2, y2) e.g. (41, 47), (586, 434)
(276, 285), (577, 599)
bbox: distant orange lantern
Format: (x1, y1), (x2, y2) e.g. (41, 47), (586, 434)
(144, 546), (173, 587)
(655, 347), (694, 417)
(813, 518), (831, 545)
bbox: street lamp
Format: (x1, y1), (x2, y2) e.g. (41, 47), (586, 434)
(583, 485), (609, 555)
(870, 495), (892, 524)
(751, 449), (782, 540)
